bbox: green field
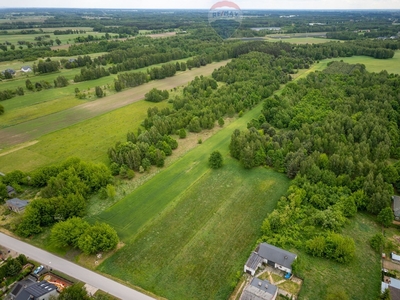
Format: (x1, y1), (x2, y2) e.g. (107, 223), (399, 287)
(93, 102), (290, 300)
(265, 37), (337, 44)
(0, 57), (190, 128)
(297, 214), (381, 300)
(0, 31), (106, 48)
(0, 100), (168, 172)
(294, 50), (400, 81)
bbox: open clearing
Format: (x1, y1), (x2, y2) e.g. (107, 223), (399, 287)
(94, 101), (290, 300)
(294, 50), (400, 81)
(0, 60), (229, 149)
(297, 214), (381, 300)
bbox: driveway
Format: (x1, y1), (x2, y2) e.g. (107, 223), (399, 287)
(0, 233), (154, 300)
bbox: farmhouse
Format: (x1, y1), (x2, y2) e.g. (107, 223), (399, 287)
(240, 278), (278, 300)
(392, 195), (400, 220)
(5, 198), (29, 213)
(244, 243), (297, 276)
(21, 65), (32, 72)
(10, 280), (58, 300)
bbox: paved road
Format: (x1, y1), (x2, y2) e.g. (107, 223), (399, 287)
(0, 233), (154, 300)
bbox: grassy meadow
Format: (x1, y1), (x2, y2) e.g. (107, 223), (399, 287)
(0, 31), (107, 49)
(0, 57), (190, 128)
(265, 37), (338, 44)
(93, 101), (290, 300)
(0, 100), (169, 172)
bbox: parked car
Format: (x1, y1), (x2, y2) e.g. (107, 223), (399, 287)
(33, 265), (44, 275)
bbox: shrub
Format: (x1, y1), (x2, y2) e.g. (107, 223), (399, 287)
(209, 151), (223, 169)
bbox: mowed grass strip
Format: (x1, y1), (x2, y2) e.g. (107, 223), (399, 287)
(298, 214), (381, 300)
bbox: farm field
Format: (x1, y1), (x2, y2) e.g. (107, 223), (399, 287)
(0, 31), (107, 49)
(0, 58), (190, 128)
(0, 51), (107, 73)
(294, 50), (400, 81)
(297, 214), (381, 300)
(94, 100), (290, 300)
(0, 60), (230, 171)
(265, 37), (337, 44)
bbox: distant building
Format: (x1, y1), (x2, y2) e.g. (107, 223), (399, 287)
(68, 58), (77, 63)
(392, 196), (400, 220)
(240, 278), (278, 300)
(21, 66), (32, 73)
(244, 243), (297, 276)
(10, 280), (58, 300)
(5, 198), (29, 213)
(6, 185), (16, 197)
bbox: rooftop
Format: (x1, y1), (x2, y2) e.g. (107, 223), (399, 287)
(241, 278), (278, 300)
(15, 280), (57, 300)
(257, 243), (297, 269)
(6, 198), (29, 209)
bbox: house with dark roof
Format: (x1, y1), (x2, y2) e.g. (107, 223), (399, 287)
(382, 277), (400, 300)
(6, 198), (29, 213)
(240, 278), (278, 300)
(21, 66), (32, 73)
(10, 280), (58, 300)
(244, 243), (297, 276)
(6, 185), (16, 197)
(392, 196), (400, 220)
(1, 68), (15, 76)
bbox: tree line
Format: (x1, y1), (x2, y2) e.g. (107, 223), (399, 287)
(229, 61), (400, 263)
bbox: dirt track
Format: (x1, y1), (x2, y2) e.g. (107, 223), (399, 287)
(0, 60), (229, 149)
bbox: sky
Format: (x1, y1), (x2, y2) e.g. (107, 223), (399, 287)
(2, 0), (400, 10)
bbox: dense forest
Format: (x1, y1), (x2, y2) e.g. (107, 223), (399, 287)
(229, 61), (400, 263)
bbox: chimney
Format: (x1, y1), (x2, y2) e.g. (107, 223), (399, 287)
(258, 281), (262, 286)
(265, 284), (268, 289)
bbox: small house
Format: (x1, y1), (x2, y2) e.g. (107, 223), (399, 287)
(21, 66), (32, 73)
(68, 58), (77, 63)
(240, 278), (278, 300)
(10, 280), (58, 300)
(392, 196), (400, 220)
(6, 198), (29, 213)
(244, 243), (297, 276)
(1, 68), (15, 75)
(6, 185), (16, 197)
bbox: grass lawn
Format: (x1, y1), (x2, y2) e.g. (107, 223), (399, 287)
(297, 214), (382, 300)
(92, 100), (289, 300)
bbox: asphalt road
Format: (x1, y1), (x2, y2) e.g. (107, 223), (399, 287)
(0, 233), (154, 300)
